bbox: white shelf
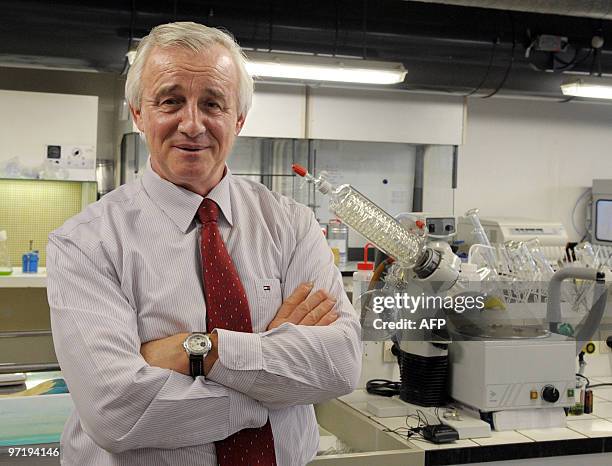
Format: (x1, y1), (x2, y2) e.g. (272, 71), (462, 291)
(0, 267), (47, 288)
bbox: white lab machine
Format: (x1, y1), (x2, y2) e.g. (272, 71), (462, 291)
(293, 165), (602, 437)
(449, 335), (575, 414)
(457, 216), (568, 263)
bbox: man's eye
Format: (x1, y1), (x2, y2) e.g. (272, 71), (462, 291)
(160, 98), (179, 106)
(206, 102), (221, 110)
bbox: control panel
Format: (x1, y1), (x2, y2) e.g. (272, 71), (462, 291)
(46, 144), (96, 181)
(426, 217), (456, 237)
(485, 381), (572, 409)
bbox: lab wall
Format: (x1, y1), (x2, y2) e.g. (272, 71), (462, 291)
(457, 97), (612, 242)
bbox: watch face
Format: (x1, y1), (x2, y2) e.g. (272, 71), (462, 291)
(185, 334), (211, 356)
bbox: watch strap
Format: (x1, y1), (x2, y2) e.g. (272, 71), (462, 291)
(189, 354), (204, 378)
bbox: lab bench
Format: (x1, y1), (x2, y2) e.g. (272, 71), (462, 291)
(0, 371), (422, 466)
(338, 388), (612, 466)
(6, 380), (612, 466)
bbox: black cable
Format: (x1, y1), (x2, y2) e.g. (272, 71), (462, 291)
(552, 48), (578, 68)
(589, 383), (612, 389)
(267, 1), (274, 52)
(589, 46), (598, 76)
(576, 373), (590, 388)
(482, 13), (515, 99)
(120, 0), (137, 76)
(334, 0), (339, 57)
(553, 48), (592, 69)
(366, 379), (401, 397)
(362, 0), (368, 59)
(466, 38), (498, 97)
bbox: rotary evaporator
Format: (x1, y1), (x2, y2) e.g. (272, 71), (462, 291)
(293, 164), (610, 435)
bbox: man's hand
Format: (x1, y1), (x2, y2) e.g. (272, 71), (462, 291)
(267, 282), (339, 331)
(140, 332), (219, 376)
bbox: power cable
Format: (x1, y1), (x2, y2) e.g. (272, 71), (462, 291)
(482, 13), (515, 99)
(466, 37), (498, 97)
(362, 0), (368, 59)
(120, 0), (137, 76)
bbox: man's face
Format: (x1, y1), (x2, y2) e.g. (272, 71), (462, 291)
(131, 44), (245, 195)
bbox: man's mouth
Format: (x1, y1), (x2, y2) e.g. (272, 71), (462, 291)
(175, 144), (207, 152)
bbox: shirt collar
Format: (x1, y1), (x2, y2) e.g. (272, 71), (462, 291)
(141, 158), (234, 233)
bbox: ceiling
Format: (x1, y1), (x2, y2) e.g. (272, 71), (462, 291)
(3, 0), (612, 99)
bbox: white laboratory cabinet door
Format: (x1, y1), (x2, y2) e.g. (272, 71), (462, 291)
(240, 83), (306, 139)
(0, 90), (98, 181)
(306, 87), (465, 145)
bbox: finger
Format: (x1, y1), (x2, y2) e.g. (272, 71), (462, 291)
(315, 311), (339, 326)
(274, 282), (314, 319)
(289, 290), (330, 324)
(299, 297), (337, 326)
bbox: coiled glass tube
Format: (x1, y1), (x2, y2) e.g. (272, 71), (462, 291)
(330, 184), (425, 267)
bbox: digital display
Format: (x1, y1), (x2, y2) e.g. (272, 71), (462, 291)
(595, 200), (612, 242)
(47, 145), (61, 159)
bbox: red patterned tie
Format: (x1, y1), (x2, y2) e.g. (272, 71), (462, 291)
(198, 198), (277, 466)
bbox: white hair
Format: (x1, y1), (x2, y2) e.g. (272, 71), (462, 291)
(125, 22), (253, 117)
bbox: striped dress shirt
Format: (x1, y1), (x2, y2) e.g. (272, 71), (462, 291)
(47, 162), (362, 466)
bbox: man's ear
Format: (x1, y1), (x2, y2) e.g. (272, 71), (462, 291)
(235, 114), (246, 135)
(130, 105), (145, 133)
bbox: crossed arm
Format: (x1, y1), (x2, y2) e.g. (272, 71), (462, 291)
(140, 282), (340, 376)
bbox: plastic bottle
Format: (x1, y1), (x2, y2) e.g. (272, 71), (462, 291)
(292, 164), (425, 267)
(29, 250), (39, 274)
(0, 230), (12, 275)
(352, 243), (375, 308)
(22, 240), (38, 274)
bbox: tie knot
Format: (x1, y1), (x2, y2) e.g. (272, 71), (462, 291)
(198, 198), (219, 224)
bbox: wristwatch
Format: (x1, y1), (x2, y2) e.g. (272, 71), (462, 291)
(183, 333), (213, 378)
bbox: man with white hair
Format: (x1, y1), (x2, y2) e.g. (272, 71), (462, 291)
(47, 22), (361, 466)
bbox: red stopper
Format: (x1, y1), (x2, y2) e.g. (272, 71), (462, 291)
(292, 163), (308, 177)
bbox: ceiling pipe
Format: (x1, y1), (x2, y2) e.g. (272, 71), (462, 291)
(4, 1), (612, 101)
(404, 0), (612, 20)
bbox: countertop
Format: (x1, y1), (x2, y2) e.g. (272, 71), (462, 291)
(339, 381), (612, 466)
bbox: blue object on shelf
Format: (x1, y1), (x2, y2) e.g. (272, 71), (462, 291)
(29, 251), (39, 273)
(21, 251), (39, 273)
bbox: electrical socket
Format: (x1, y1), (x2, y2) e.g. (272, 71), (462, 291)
(383, 341), (396, 363)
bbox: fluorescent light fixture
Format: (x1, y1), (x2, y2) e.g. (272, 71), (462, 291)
(245, 51), (407, 85)
(561, 76), (612, 99)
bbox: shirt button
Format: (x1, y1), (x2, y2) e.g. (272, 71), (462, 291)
(236, 359), (244, 368)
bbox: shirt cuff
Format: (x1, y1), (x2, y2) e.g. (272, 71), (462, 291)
(207, 329), (263, 394)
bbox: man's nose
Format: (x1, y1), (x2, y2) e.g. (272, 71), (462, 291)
(178, 102), (206, 138)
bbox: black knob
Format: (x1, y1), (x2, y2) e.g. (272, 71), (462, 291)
(606, 336), (612, 349)
(541, 385), (560, 403)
